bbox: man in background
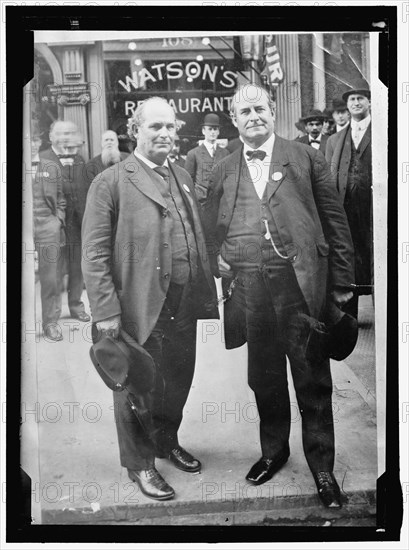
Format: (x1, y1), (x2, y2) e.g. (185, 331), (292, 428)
(40, 120), (90, 322)
(168, 134), (185, 168)
(331, 98), (351, 133)
(297, 110), (328, 153)
(184, 113), (229, 204)
(84, 130), (128, 184)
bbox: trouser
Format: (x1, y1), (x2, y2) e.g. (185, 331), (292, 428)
(231, 263), (335, 473)
(36, 242), (64, 328)
(63, 220), (85, 316)
(113, 281), (197, 470)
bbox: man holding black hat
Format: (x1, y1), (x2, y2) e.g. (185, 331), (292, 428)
(185, 113), (230, 204)
(297, 109), (329, 153)
(82, 97), (218, 501)
(326, 84), (372, 318)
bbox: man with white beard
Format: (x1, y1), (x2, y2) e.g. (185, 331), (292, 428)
(84, 130), (128, 184)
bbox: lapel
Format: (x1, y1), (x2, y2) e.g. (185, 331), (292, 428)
(356, 122), (371, 157)
(168, 162), (195, 219)
(125, 155), (167, 209)
(221, 148), (242, 219)
(37, 160), (56, 212)
(266, 135), (289, 200)
(200, 143), (212, 161)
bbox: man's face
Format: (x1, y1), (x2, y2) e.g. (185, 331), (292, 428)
(202, 125), (219, 143)
(347, 94), (371, 120)
(31, 137), (41, 158)
(332, 109), (350, 127)
(50, 122), (78, 153)
(170, 139), (180, 157)
(135, 100), (176, 164)
(101, 131), (119, 151)
(232, 90), (275, 148)
(305, 120), (323, 139)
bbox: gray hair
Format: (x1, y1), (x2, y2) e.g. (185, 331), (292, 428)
(127, 96), (174, 140)
(229, 84), (275, 119)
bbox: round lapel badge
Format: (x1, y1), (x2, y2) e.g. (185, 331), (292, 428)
(272, 171), (283, 182)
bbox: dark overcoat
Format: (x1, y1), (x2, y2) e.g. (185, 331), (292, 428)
(82, 154), (219, 346)
(203, 136), (355, 349)
(296, 134), (329, 155)
(184, 144), (230, 204)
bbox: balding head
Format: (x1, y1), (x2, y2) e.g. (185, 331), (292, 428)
(49, 120), (81, 153)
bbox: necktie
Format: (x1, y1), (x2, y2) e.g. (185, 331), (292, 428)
(246, 149), (267, 161)
(352, 125), (361, 148)
(31, 161), (39, 167)
(153, 165), (170, 194)
(310, 139), (320, 144)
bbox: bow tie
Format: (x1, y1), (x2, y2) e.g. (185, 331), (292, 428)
(246, 149), (266, 161)
(310, 139), (321, 144)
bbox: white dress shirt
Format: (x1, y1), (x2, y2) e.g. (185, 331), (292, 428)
(350, 115), (371, 148)
(308, 134), (322, 150)
(133, 150), (169, 180)
(203, 141), (217, 157)
(243, 133), (276, 199)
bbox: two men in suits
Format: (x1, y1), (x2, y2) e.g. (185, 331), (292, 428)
(203, 84), (354, 508)
(296, 109), (329, 153)
(326, 86), (372, 318)
(40, 120), (90, 322)
(82, 97), (218, 501)
(84, 130), (128, 185)
(31, 124), (66, 341)
(184, 113), (230, 204)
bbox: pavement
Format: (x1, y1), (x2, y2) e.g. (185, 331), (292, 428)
(20, 282), (378, 526)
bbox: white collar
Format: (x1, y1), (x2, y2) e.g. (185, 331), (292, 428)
(203, 141), (217, 155)
(309, 134), (322, 143)
(134, 150), (169, 170)
(351, 114), (371, 131)
(242, 132), (275, 157)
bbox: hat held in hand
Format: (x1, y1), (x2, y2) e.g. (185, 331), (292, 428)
(90, 328), (155, 394)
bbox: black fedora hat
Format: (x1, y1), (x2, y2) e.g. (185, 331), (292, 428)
(90, 328), (155, 394)
(342, 82), (371, 102)
(202, 113), (220, 127)
(300, 109), (325, 123)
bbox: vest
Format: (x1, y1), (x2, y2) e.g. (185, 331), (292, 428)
(222, 172), (287, 272)
(153, 169), (198, 285)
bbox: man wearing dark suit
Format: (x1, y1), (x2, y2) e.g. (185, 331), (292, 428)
(31, 126), (66, 341)
(84, 130), (128, 185)
(168, 134), (185, 168)
(326, 86), (372, 318)
(184, 113), (230, 204)
(40, 121), (90, 322)
(203, 84), (354, 508)
(297, 109), (329, 154)
(82, 97), (218, 501)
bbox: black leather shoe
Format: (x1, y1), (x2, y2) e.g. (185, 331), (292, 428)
(313, 471), (342, 508)
(246, 449), (289, 485)
(128, 468), (175, 501)
(44, 325), (63, 341)
(168, 446), (201, 473)
(72, 311), (91, 322)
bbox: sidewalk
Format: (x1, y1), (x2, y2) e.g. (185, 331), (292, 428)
(21, 283), (378, 526)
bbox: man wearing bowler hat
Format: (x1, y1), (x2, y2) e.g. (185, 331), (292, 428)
(82, 97), (218, 501)
(331, 98), (350, 133)
(297, 109), (329, 153)
(203, 84), (354, 509)
(326, 83), (372, 319)
(185, 113), (230, 204)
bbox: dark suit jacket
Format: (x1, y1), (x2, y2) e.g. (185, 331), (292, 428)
(296, 134), (329, 155)
(84, 152), (128, 186)
(203, 137), (354, 348)
(40, 148), (90, 230)
(33, 158), (66, 245)
(185, 143), (230, 204)
(82, 154), (219, 346)
(325, 123), (372, 202)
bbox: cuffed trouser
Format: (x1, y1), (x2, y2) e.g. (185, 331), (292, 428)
(231, 262), (335, 474)
(113, 282), (197, 471)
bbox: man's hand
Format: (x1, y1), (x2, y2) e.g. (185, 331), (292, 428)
(217, 254), (233, 278)
(331, 289), (354, 307)
(96, 314), (121, 339)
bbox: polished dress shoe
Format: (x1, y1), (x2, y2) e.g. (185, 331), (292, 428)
(44, 325), (63, 341)
(72, 311), (91, 322)
(313, 471), (342, 508)
(246, 449), (289, 485)
(168, 446), (201, 473)
(128, 468), (175, 501)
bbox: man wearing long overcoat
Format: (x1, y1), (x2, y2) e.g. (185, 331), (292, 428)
(82, 97), (218, 501)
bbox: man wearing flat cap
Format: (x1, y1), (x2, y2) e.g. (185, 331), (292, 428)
(185, 113), (230, 204)
(296, 109), (329, 153)
(326, 84), (372, 318)
(82, 97), (218, 501)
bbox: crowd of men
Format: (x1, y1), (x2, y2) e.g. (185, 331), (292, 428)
(31, 82), (373, 509)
